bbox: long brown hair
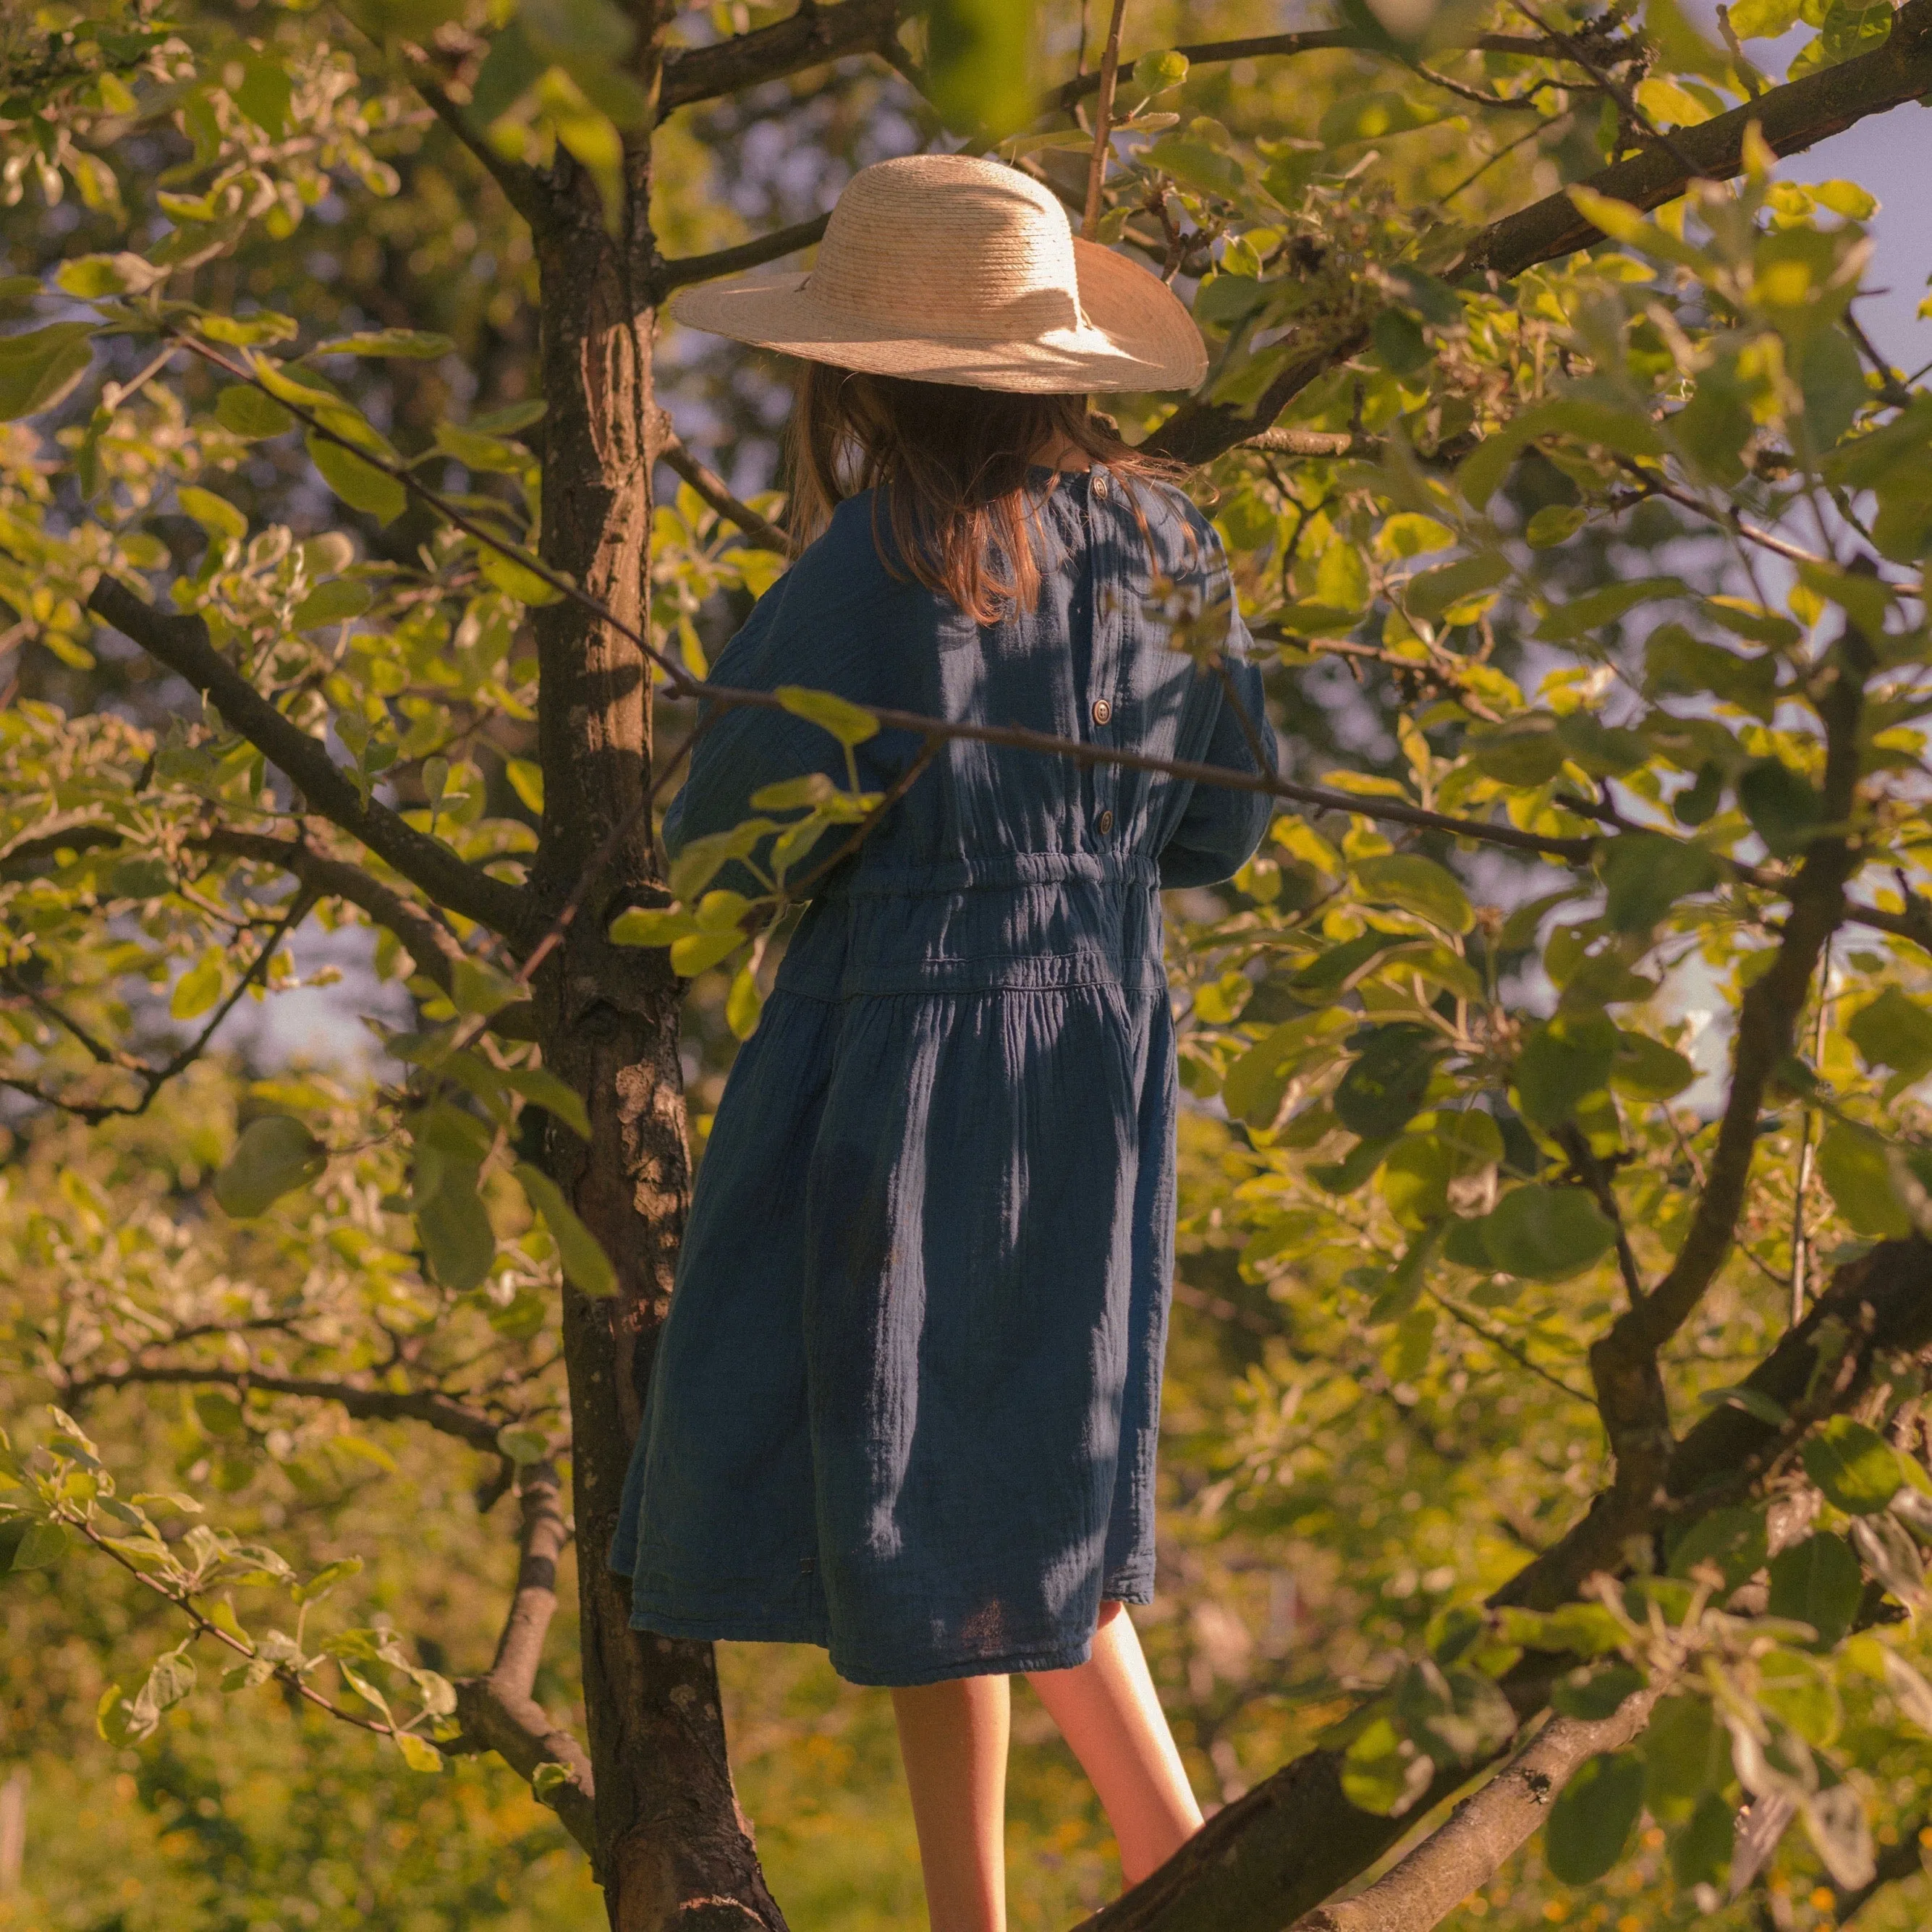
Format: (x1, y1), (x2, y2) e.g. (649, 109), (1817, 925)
(784, 365), (1187, 624)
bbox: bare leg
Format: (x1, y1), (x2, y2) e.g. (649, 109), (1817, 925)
(1024, 1601), (1203, 1884)
(891, 1674), (1011, 1932)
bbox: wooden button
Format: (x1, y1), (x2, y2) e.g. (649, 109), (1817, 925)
(1091, 698), (1112, 726)
(1097, 808), (1115, 834)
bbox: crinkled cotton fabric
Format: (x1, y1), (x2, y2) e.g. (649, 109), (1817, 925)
(609, 462), (1278, 1687)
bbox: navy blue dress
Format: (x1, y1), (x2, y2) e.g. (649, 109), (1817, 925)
(609, 462), (1276, 1686)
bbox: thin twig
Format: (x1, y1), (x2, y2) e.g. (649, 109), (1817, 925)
(1789, 939), (1832, 1326)
(1427, 1287), (1595, 1404)
(1081, 0), (1130, 239)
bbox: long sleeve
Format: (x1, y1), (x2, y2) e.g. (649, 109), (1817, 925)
(661, 567), (896, 897)
(1157, 611), (1278, 890)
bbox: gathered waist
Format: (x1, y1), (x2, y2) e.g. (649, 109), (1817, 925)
(779, 851), (1166, 997)
(823, 850), (1163, 901)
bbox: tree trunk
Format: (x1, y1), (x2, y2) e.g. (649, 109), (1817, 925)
(524, 131), (786, 1932)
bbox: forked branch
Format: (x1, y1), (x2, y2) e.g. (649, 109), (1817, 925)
(1156, 0), (1932, 466)
(85, 577), (527, 938)
(452, 1460), (598, 1853)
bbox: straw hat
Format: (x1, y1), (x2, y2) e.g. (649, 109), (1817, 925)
(669, 154), (1207, 395)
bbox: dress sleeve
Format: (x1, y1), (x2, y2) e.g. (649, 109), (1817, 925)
(1157, 606), (1279, 890)
(661, 565), (900, 897)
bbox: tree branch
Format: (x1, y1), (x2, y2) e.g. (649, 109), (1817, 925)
(203, 828), (539, 1040)
(1046, 30), (1577, 112)
(653, 418), (790, 551)
(402, 55), (561, 231)
(85, 577), (527, 938)
(1077, 1234), (1932, 1932)
(658, 0), (904, 116)
(1615, 619), (1868, 1360)
(1288, 1680), (1664, 1932)
(1154, 0), (1932, 466)
(1458, 0), (1932, 280)
(452, 1460), (598, 1855)
(61, 1362), (508, 1452)
(656, 213), (829, 293)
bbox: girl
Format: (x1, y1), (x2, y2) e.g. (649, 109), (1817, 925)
(609, 153), (1278, 1932)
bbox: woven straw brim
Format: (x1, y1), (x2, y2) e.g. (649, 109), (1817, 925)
(671, 238), (1206, 395)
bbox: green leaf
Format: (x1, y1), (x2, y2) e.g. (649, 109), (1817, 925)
(506, 758), (544, 812)
(496, 1425), (548, 1465)
(415, 1163), (495, 1292)
(293, 578), (374, 630)
(920, 0), (1037, 135)
(776, 685), (879, 747)
(1467, 714), (1566, 785)
(1525, 504), (1588, 548)
(1729, 0), (1802, 31)
(1847, 987), (1932, 1082)
(1816, 1122), (1912, 1239)
(1695, 1384), (1790, 1427)
(750, 773), (839, 811)
(56, 253), (162, 298)
(498, 1067), (590, 1141)
(1405, 553), (1509, 622)
(12, 1521), (70, 1570)
(726, 965), (765, 1040)
(1671, 1789), (1736, 1886)
(192, 1391), (245, 1438)
(1552, 1663), (1645, 1721)
(215, 384), (296, 440)
(1645, 623), (1779, 719)
(1318, 91), (1445, 145)
(1802, 1416), (1906, 1516)
(1334, 1025), (1443, 1140)
(235, 56), (295, 135)
(1544, 1751), (1644, 1885)
(1478, 1185), (1617, 1281)
(1538, 577), (1685, 643)
(1340, 1714), (1434, 1818)
(177, 486), (248, 545)
(514, 1162), (618, 1298)
(215, 1116), (326, 1218)
(308, 433), (407, 523)
(1760, 1647), (1841, 1747)
(1611, 1030), (1697, 1101)
(1666, 1504), (1768, 1588)
(450, 957), (520, 1017)
(0, 322), (97, 420)
(1737, 757), (1823, 857)
(1515, 1013), (1618, 1130)
(294, 1555), (364, 1605)
(1601, 832), (1721, 933)
(169, 949), (226, 1021)
(608, 907), (698, 948)
(1352, 854), (1473, 934)
(669, 929), (747, 978)
(1370, 308), (1431, 376)
(312, 329), (456, 359)
(1643, 1693), (1719, 1813)
(1768, 1533), (1864, 1646)
(396, 1731), (446, 1773)
(477, 548), (562, 605)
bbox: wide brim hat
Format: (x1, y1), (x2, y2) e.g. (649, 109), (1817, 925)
(669, 153), (1207, 396)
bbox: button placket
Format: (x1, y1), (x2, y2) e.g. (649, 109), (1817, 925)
(1087, 465), (1120, 844)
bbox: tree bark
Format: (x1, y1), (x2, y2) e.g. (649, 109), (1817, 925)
(1287, 1688), (1661, 1932)
(1075, 1237), (1932, 1932)
(522, 96), (785, 1931)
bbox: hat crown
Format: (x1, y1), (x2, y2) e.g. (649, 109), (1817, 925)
(806, 156), (1085, 344)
